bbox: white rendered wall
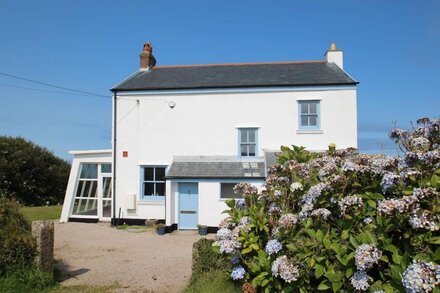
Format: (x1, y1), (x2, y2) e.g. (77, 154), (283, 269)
(60, 150), (112, 222)
(114, 86), (357, 221)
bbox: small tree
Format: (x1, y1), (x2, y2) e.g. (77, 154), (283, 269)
(0, 136), (70, 205)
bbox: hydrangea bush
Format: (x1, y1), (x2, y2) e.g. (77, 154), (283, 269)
(213, 118), (440, 292)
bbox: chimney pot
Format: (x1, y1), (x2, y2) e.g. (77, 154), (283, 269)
(140, 42), (156, 70)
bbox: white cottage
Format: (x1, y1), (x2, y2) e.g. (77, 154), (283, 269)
(60, 42), (358, 232)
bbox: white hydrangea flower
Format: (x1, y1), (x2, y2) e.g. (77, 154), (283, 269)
(271, 255), (299, 283)
(290, 182), (303, 192)
(278, 213), (299, 229)
(338, 195), (363, 215)
(310, 208), (331, 220)
(401, 260), (440, 293)
(409, 211), (439, 231)
(355, 244), (382, 271)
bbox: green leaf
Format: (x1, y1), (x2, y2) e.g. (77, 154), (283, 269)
(316, 229), (324, 242)
(332, 282), (342, 292)
(325, 270), (342, 282)
(341, 230), (349, 240)
(390, 264), (403, 282)
(367, 199), (377, 208)
(323, 237), (331, 250)
(306, 229), (316, 238)
(345, 267), (353, 278)
(317, 280), (331, 290)
(428, 237), (440, 244)
(286, 244), (296, 251)
(251, 243), (260, 250)
(242, 247), (253, 254)
(349, 236), (358, 248)
(315, 264), (325, 279)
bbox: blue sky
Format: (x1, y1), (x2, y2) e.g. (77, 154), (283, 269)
(0, 1), (439, 160)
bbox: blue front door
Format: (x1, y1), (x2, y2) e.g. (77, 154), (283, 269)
(178, 182), (198, 229)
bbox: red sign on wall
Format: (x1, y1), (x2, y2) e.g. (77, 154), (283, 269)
(122, 151), (128, 157)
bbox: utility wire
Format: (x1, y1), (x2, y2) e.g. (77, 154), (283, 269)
(0, 83), (102, 97)
(0, 71), (109, 98)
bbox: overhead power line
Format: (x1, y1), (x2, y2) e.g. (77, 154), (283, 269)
(0, 71), (109, 98)
(0, 83), (103, 97)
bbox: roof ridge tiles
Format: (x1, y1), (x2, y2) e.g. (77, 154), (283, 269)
(154, 60), (326, 69)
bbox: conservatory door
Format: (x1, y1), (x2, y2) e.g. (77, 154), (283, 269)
(101, 176), (112, 219)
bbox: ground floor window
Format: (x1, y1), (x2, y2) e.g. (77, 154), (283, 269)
(141, 166), (166, 200)
(71, 163), (112, 217)
(220, 183), (242, 199)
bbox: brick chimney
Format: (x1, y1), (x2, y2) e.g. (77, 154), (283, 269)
(324, 42), (343, 69)
(140, 42), (156, 70)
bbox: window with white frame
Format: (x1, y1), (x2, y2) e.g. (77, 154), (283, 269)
(72, 163), (98, 216)
(141, 166), (166, 199)
(298, 100), (320, 129)
(220, 183), (242, 199)
(238, 128), (258, 157)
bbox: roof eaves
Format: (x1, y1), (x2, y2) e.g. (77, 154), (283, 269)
(113, 82), (358, 92)
(165, 175), (266, 179)
(110, 70), (143, 92)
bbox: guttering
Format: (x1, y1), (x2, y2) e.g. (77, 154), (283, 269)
(113, 84), (358, 97)
(111, 91), (117, 226)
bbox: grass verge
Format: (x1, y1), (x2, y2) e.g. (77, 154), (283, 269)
(183, 269), (241, 293)
(115, 224), (153, 233)
(20, 205), (62, 222)
(49, 283), (121, 293)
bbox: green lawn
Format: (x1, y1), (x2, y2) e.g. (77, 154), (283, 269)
(20, 205), (63, 222)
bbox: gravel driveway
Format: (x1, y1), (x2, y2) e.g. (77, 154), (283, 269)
(54, 222), (212, 292)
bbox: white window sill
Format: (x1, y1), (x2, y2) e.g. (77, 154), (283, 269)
(137, 200), (165, 206)
(296, 129), (324, 134)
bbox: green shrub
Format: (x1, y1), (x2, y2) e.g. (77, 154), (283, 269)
(184, 269), (241, 293)
(214, 118), (440, 292)
(0, 197), (37, 276)
(192, 238), (230, 277)
(0, 263), (55, 293)
(0, 136), (70, 205)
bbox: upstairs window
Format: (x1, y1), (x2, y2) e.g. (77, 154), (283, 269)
(141, 166), (166, 200)
(298, 100), (320, 129)
(238, 128), (258, 157)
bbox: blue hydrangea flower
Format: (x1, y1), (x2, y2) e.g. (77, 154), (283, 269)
(350, 271), (371, 291)
(380, 172), (400, 192)
(230, 256), (240, 265)
(231, 266), (246, 280)
(265, 239), (282, 255)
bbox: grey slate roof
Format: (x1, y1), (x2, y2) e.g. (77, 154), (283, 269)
(112, 61), (357, 91)
(166, 156), (266, 179)
(264, 151), (280, 167)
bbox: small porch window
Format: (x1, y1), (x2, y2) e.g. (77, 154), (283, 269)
(220, 183), (242, 199)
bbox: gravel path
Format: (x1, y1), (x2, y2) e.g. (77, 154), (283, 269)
(54, 222), (212, 292)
